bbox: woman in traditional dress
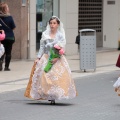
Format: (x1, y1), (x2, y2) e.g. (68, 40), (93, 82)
(24, 16), (77, 104)
(113, 77), (120, 96)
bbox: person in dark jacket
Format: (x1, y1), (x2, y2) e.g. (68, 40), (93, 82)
(0, 2), (16, 71)
(75, 34), (80, 45)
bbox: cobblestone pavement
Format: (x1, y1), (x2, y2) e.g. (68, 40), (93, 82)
(0, 70), (120, 120)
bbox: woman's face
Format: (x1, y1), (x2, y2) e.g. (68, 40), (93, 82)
(49, 19), (59, 31)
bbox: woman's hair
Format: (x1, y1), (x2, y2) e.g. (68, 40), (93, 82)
(0, 2), (9, 14)
(49, 17), (60, 24)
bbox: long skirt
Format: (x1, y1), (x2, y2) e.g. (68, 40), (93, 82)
(113, 77), (120, 96)
(24, 54), (77, 100)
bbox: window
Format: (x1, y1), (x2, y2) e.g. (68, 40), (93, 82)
(0, 0), (5, 2)
(107, 1), (115, 5)
(22, 0), (26, 6)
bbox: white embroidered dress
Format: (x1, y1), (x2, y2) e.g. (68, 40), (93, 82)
(24, 30), (77, 100)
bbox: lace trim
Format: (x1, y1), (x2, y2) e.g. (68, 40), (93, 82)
(30, 55), (76, 100)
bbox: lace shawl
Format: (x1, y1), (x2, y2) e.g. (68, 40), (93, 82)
(37, 30), (66, 58)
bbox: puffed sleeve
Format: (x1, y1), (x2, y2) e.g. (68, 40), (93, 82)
(57, 32), (66, 48)
(0, 44), (4, 58)
(37, 34), (45, 58)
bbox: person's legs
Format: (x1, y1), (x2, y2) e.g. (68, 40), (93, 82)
(0, 59), (3, 71)
(4, 41), (14, 71)
(1, 40), (14, 71)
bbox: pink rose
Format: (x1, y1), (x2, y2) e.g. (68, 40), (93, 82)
(54, 44), (61, 50)
(59, 48), (65, 55)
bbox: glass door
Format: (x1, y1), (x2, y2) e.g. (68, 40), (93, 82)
(36, 0), (53, 50)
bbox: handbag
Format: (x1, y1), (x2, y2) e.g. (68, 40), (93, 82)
(0, 30), (5, 41)
(116, 54), (120, 67)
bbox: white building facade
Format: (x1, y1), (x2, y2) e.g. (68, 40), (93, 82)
(28, 0), (120, 59)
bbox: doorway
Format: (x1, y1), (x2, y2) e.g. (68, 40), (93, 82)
(36, 0), (53, 50)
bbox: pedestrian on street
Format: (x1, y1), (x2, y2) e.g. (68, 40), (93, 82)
(75, 34), (80, 51)
(24, 16), (77, 104)
(0, 2), (16, 71)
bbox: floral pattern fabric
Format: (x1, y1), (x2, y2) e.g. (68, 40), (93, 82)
(24, 54), (77, 100)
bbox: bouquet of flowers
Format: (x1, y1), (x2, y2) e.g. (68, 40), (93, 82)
(44, 44), (65, 72)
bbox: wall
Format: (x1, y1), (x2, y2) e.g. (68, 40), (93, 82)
(29, 0), (36, 59)
(21, 2), (28, 59)
(59, 0), (78, 55)
(103, 0), (118, 48)
(118, 0), (120, 42)
(5, 0), (21, 59)
(5, 0), (28, 59)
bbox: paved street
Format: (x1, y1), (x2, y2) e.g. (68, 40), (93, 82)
(0, 49), (120, 93)
(0, 70), (120, 120)
(0, 49), (120, 120)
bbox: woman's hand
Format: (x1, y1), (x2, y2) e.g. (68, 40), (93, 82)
(51, 58), (59, 64)
(34, 58), (40, 63)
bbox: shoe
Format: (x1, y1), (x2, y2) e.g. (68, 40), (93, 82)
(0, 61), (3, 71)
(48, 100), (55, 105)
(50, 100), (55, 105)
(4, 67), (11, 71)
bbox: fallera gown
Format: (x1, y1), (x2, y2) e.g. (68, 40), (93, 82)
(24, 30), (77, 100)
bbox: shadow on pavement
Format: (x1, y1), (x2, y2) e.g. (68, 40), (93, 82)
(27, 102), (75, 106)
(4, 99), (75, 106)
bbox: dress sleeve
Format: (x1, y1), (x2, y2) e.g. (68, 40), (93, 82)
(37, 33), (45, 58)
(57, 32), (66, 48)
